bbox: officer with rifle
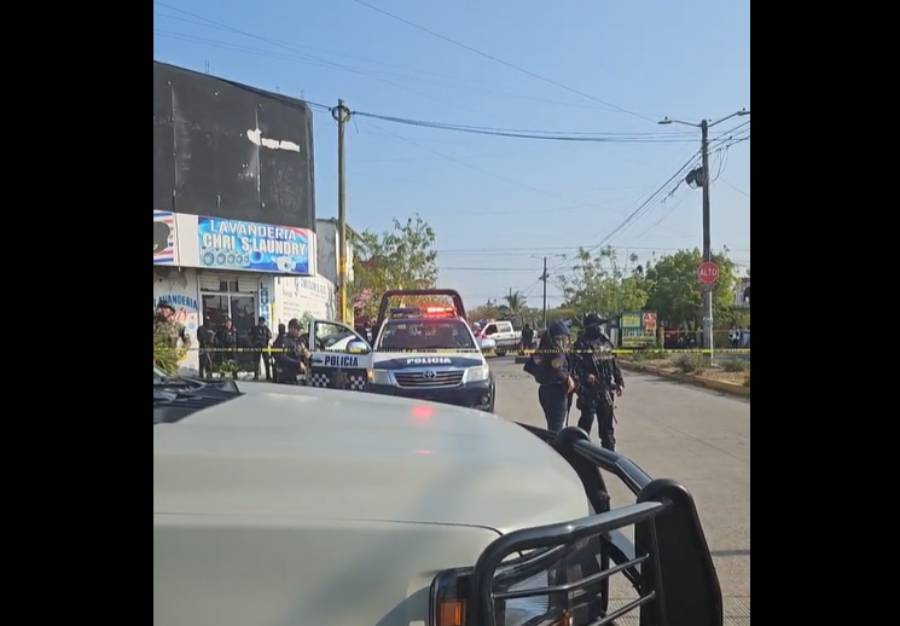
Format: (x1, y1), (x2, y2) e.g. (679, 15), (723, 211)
(573, 313), (625, 450)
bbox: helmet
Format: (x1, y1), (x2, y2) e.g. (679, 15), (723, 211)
(549, 320), (570, 337)
(584, 313), (607, 328)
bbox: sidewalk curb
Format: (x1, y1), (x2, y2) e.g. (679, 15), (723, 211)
(620, 361), (750, 397)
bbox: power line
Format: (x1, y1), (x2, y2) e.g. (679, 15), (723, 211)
(154, 4), (669, 116)
(353, 112), (696, 137)
(578, 150), (702, 254)
(361, 124), (706, 249)
(709, 121), (751, 149)
(156, 26), (705, 145)
(353, 110), (699, 143)
(633, 185), (695, 240)
(351, 0), (661, 124)
(154, 7), (744, 147)
(153, 28), (483, 114)
(364, 123), (677, 222)
(623, 126), (750, 240)
(437, 244), (746, 253)
(720, 179), (750, 198)
(365, 122), (566, 199)
(534, 148), (702, 284)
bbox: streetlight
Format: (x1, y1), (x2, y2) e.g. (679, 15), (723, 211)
(657, 109), (750, 363)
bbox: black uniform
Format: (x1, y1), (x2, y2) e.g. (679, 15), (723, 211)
(217, 325), (239, 377)
(573, 319), (624, 451)
(196, 324), (217, 379)
(275, 334), (308, 385)
(275, 321), (309, 385)
(271, 325), (286, 383)
(251, 322), (273, 381)
(521, 325), (534, 352)
(524, 321), (573, 433)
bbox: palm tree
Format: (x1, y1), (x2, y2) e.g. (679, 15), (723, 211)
(504, 291), (527, 317)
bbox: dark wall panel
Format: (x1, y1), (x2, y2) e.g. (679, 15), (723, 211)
(153, 62), (316, 230)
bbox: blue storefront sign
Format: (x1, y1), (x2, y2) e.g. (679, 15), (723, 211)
(197, 217), (314, 274)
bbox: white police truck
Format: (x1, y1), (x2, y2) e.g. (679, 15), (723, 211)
(368, 289), (496, 412)
(155, 368), (724, 626)
(299, 318), (372, 391)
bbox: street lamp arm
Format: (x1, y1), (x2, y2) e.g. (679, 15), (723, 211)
(658, 117), (701, 127)
(708, 109), (750, 128)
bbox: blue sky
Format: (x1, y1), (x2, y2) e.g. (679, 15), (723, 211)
(154, 0), (750, 307)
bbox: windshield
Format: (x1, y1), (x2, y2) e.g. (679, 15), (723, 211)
(377, 319), (476, 351)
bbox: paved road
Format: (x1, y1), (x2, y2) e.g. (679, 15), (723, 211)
(490, 356), (750, 624)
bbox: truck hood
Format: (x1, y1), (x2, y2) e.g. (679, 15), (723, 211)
(154, 383), (589, 534)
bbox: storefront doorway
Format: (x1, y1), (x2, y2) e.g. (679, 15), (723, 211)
(200, 276), (257, 342)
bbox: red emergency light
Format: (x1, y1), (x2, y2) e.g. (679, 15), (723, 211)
(423, 306), (456, 318)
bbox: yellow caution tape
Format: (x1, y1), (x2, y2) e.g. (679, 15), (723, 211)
(172, 346), (749, 355)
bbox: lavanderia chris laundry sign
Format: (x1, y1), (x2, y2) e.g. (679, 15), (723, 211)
(197, 216), (314, 275)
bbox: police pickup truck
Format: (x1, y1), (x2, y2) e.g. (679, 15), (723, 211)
(368, 289), (495, 412)
(154, 369), (723, 626)
(296, 318), (372, 390)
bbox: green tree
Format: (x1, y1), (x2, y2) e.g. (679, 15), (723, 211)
(468, 300), (504, 323)
(557, 247), (650, 320)
(350, 214), (438, 319)
(644, 249), (737, 328)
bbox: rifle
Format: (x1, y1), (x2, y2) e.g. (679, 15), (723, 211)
(579, 341), (617, 409)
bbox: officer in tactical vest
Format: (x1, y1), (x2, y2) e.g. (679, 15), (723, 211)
(573, 313), (624, 450)
(154, 302), (190, 350)
(523, 320), (575, 433)
(251, 317), (273, 381)
(196, 317), (217, 379)
(521, 323), (534, 353)
(275, 318), (309, 384)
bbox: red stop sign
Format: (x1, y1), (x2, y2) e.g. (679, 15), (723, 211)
(697, 261), (719, 285)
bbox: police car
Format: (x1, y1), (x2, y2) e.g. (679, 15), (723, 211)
(300, 318), (372, 391)
(368, 289), (495, 412)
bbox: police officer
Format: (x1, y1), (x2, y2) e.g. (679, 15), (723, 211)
(521, 323), (534, 353)
(274, 318), (309, 385)
(251, 317), (273, 381)
(217, 317), (239, 378)
(524, 320), (575, 433)
(154, 302), (190, 349)
(573, 313), (624, 450)
(271, 323), (287, 383)
(196, 317), (217, 379)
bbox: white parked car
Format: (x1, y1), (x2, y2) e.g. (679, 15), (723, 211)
(154, 373), (723, 626)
